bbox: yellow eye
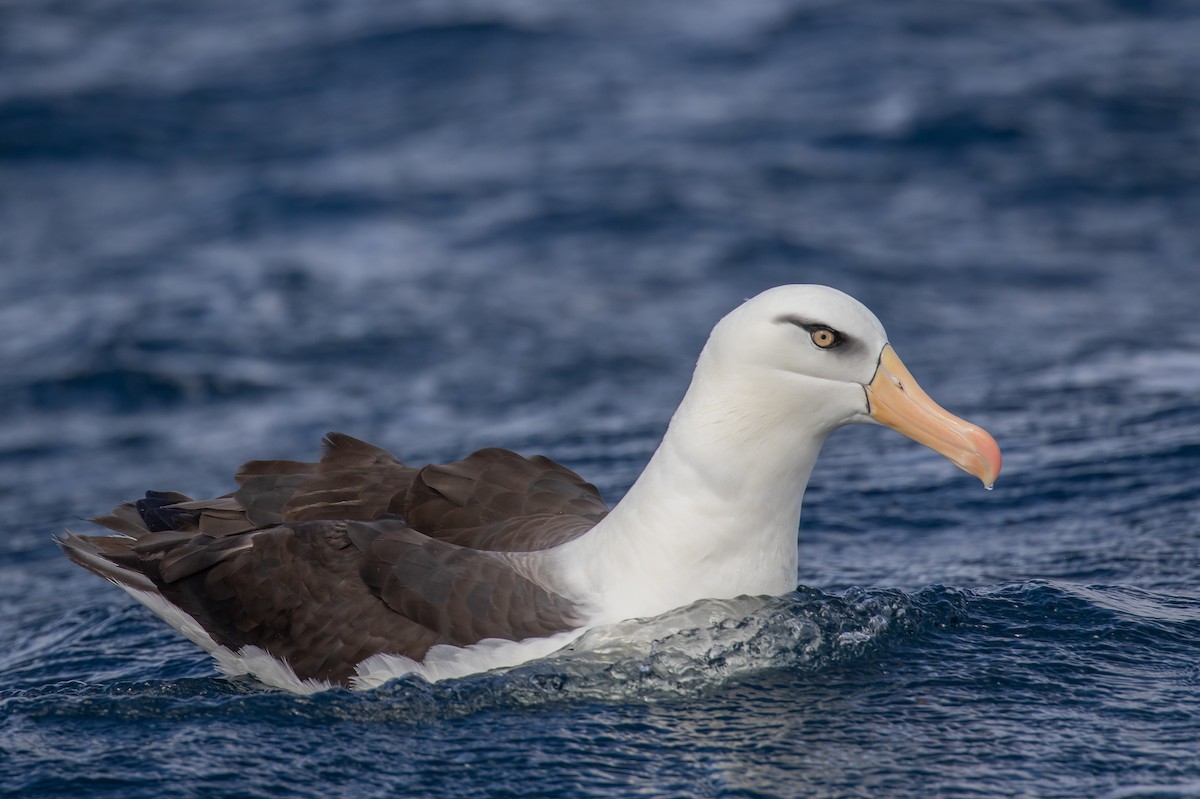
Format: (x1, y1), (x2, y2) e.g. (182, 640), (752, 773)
(810, 328), (838, 349)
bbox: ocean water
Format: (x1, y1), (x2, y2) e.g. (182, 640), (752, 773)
(2, 1), (1199, 797)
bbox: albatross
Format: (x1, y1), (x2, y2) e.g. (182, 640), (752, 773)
(58, 285), (1001, 693)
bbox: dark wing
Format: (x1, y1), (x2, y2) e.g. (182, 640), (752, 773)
(59, 517), (437, 684)
(97, 433), (609, 549)
(401, 448), (610, 551)
(57, 513), (584, 685)
(57, 433), (606, 686)
(349, 520), (579, 646)
(233, 433), (609, 550)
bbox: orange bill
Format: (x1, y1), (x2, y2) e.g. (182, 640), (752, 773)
(865, 345), (1002, 488)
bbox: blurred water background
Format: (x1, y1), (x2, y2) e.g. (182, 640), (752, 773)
(2, 1), (1199, 797)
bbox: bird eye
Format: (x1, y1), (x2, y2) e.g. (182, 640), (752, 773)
(810, 328), (839, 349)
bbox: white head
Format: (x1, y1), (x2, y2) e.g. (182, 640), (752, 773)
(690, 284), (1001, 486)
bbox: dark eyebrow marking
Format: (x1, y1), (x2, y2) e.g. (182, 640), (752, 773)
(774, 314), (823, 330)
(774, 315), (849, 349)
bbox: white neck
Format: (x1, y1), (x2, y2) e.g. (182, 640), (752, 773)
(535, 353), (859, 624)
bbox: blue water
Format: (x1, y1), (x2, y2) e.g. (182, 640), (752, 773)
(2, 1), (1199, 796)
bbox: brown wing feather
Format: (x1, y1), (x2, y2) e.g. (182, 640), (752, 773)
(400, 448), (609, 551)
(273, 434), (414, 523)
(60, 433), (605, 686)
(348, 519), (582, 646)
(229, 434), (608, 551)
(60, 515), (580, 684)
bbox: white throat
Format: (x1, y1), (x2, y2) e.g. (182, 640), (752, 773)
(530, 344), (865, 624)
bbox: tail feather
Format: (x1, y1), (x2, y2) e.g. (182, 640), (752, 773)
(90, 502), (148, 537)
(135, 491), (197, 532)
(55, 531), (156, 593)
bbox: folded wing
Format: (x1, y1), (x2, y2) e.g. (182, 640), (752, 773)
(58, 433), (608, 685)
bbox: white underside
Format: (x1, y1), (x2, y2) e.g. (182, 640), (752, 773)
(349, 627), (586, 690)
(119, 584), (332, 694)
(116, 580), (585, 694)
